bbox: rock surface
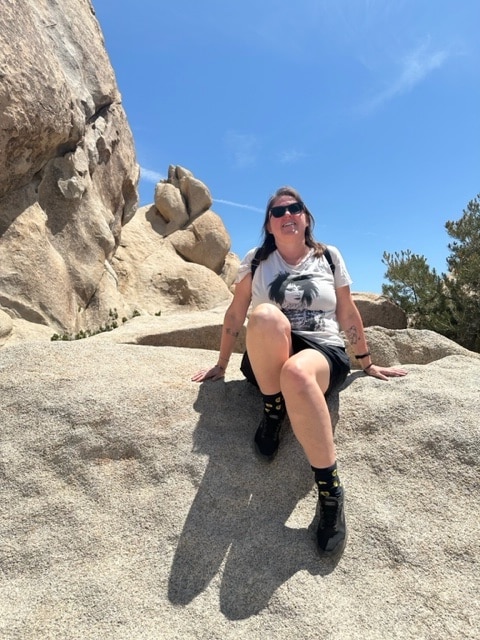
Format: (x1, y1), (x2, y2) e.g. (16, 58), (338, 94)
(0, 338), (478, 639)
(0, 0), (139, 332)
(352, 292), (407, 329)
(1, 299), (477, 368)
(112, 207), (233, 316)
(168, 210), (231, 274)
(87, 312), (480, 371)
(0, 0), (237, 334)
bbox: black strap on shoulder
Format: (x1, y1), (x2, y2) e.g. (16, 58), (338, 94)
(250, 247), (262, 277)
(323, 248), (335, 275)
(251, 247), (335, 277)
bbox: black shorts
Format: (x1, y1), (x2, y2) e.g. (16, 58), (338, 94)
(240, 333), (351, 396)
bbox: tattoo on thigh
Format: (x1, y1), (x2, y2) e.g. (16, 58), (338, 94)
(226, 328), (239, 338)
(345, 325), (359, 345)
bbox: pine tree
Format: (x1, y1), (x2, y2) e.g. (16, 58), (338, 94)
(381, 250), (454, 337)
(444, 195), (480, 351)
(382, 194), (480, 352)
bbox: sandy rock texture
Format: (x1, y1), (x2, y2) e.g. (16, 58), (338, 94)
(0, 338), (478, 639)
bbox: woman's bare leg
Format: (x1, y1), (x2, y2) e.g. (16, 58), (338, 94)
(246, 304), (293, 459)
(248, 309), (346, 555)
(280, 350), (335, 468)
(281, 349), (346, 557)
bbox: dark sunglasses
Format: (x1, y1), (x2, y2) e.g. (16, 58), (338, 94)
(269, 202), (305, 218)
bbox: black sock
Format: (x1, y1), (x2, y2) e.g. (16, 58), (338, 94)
(262, 392), (285, 422)
(312, 462), (342, 498)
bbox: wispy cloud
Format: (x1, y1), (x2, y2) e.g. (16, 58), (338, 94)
(278, 149), (307, 164)
(224, 131), (259, 168)
(213, 198), (264, 213)
(140, 167), (165, 184)
(359, 40), (450, 115)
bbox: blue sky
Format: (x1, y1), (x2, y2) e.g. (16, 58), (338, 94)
(92, 0), (479, 293)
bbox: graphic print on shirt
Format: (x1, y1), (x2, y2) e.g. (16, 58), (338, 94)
(268, 272), (326, 331)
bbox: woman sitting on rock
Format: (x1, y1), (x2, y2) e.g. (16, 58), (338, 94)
(192, 186), (407, 558)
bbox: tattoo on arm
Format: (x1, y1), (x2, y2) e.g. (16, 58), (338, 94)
(345, 325), (359, 345)
(226, 328), (239, 338)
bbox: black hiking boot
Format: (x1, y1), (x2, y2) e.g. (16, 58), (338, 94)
(316, 490), (347, 558)
(254, 414), (283, 461)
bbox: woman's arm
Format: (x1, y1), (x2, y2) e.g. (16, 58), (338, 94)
(335, 285), (408, 380)
(191, 274), (253, 382)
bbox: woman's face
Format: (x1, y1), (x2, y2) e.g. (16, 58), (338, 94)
(266, 195), (308, 241)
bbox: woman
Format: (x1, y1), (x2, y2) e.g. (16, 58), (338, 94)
(192, 186), (407, 558)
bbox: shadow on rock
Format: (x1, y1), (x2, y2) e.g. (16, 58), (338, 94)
(168, 377), (344, 620)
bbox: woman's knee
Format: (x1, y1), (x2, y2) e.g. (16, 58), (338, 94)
(280, 357), (310, 391)
(281, 354), (330, 394)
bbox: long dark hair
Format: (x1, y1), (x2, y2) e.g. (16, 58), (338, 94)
(254, 186), (327, 265)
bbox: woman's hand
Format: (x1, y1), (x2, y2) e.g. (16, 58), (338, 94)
(191, 364), (225, 382)
(363, 364), (408, 381)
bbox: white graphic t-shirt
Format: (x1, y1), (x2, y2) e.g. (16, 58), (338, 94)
(235, 245), (352, 348)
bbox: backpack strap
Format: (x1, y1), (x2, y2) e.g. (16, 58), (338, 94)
(323, 248), (335, 275)
(251, 246), (335, 277)
(250, 247), (262, 278)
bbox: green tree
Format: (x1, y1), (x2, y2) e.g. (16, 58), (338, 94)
(381, 250), (454, 336)
(382, 194), (480, 351)
(444, 195), (480, 351)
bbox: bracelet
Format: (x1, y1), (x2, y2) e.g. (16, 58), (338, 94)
(355, 351), (371, 360)
(363, 363), (374, 372)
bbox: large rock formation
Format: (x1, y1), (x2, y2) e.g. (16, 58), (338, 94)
(112, 166), (235, 316)
(112, 209), (233, 315)
(0, 335), (478, 639)
(0, 0), (140, 333)
(0, 0), (236, 334)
